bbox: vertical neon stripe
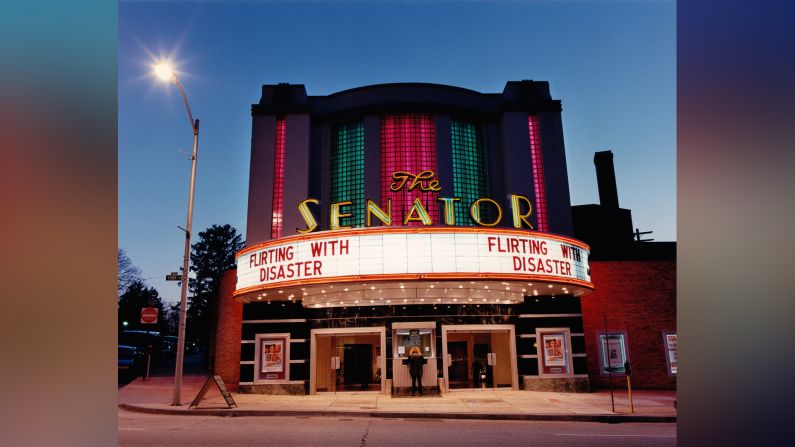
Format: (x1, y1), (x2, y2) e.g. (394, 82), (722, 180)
(271, 117), (286, 239)
(331, 121), (365, 227)
(380, 114), (439, 226)
(450, 120), (487, 226)
(528, 115), (549, 232)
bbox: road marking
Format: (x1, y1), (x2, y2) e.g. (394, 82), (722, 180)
(555, 434), (675, 438)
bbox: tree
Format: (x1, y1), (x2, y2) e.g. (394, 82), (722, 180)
(118, 280), (167, 334)
(186, 224), (244, 359)
(164, 303), (180, 336)
(118, 248), (143, 296)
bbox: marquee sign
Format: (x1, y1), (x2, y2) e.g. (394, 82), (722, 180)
(234, 227), (591, 296)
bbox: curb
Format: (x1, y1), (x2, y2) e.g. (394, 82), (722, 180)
(118, 403), (676, 423)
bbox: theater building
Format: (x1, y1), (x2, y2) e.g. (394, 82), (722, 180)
(214, 81), (597, 395)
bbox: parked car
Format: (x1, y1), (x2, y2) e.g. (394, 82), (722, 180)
(162, 335), (178, 355)
(118, 345), (141, 377)
(119, 330), (164, 366)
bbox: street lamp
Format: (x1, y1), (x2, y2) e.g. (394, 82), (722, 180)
(154, 61), (199, 406)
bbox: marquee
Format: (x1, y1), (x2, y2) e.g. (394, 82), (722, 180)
(234, 227), (592, 299)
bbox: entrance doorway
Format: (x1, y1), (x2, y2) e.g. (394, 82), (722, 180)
(343, 344), (373, 389)
(310, 328), (386, 394)
(448, 341), (468, 385)
(442, 325), (518, 391)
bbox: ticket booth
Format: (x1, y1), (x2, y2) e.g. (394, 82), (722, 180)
(392, 322), (438, 396)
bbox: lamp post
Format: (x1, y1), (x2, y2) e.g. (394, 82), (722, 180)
(154, 62), (199, 406)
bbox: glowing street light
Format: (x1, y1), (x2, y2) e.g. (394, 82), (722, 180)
(153, 62), (175, 82)
(153, 60), (199, 406)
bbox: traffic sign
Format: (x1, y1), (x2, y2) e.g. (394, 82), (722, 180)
(141, 307), (158, 324)
(166, 272), (183, 281)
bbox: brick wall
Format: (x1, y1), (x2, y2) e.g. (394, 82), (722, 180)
(581, 261), (676, 390)
(214, 269), (243, 391)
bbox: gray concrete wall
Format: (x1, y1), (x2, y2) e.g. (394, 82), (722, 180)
(499, 112), (534, 228)
(539, 112), (573, 236)
(246, 115), (276, 246)
(282, 114), (311, 237)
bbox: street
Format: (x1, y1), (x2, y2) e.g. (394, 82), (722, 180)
(118, 409), (676, 447)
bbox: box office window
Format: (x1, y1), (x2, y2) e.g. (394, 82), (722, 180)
(598, 332), (628, 375)
(393, 328), (435, 358)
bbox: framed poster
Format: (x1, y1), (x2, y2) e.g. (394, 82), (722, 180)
(536, 328), (573, 376)
(542, 334), (566, 366)
(663, 332), (677, 375)
(599, 333), (628, 375)
(261, 339), (284, 373)
(255, 333), (290, 382)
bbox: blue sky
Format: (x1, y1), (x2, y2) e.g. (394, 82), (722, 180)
(119, 0), (675, 304)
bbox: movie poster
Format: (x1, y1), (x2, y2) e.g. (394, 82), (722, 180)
(665, 333), (677, 374)
(600, 334), (626, 373)
(542, 334), (566, 366)
(261, 339), (285, 373)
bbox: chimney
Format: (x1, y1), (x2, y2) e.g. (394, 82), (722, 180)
(594, 150), (619, 208)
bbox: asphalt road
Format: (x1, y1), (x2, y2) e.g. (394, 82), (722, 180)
(118, 409), (676, 447)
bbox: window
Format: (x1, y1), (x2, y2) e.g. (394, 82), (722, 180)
(331, 121), (365, 227)
(393, 328), (435, 359)
(598, 332), (628, 375)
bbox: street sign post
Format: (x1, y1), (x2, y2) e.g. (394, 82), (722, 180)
(140, 307), (159, 381)
(141, 307), (158, 324)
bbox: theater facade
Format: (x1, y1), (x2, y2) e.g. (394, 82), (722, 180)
(214, 81), (598, 395)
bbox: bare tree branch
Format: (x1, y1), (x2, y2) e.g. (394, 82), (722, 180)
(118, 248), (143, 296)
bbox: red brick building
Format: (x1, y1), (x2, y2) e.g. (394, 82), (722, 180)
(583, 259), (676, 389)
(573, 151), (677, 390)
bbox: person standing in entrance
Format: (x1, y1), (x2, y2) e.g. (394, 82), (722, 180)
(408, 346), (424, 396)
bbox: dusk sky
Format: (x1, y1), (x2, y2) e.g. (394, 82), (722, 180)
(119, 0), (675, 304)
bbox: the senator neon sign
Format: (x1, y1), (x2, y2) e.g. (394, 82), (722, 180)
(296, 170), (537, 233)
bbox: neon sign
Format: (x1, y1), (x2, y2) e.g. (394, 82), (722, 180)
(297, 170), (536, 233)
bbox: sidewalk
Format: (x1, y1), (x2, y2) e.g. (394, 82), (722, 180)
(118, 375), (676, 422)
